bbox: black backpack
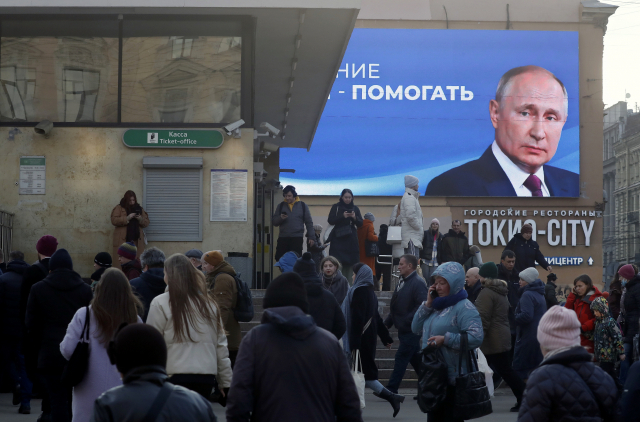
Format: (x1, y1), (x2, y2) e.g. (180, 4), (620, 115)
(214, 272), (254, 323)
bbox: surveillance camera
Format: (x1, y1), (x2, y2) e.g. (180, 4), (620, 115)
(34, 120), (53, 138)
(261, 141), (279, 153)
(260, 122), (280, 137)
(223, 119), (245, 137)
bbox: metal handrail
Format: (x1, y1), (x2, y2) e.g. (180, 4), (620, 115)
(377, 254), (400, 291)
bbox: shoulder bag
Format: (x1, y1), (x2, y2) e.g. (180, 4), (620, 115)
(333, 206), (353, 238)
(452, 331), (493, 420)
(141, 382), (174, 422)
(417, 346), (449, 413)
(61, 306), (91, 387)
(351, 349), (366, 409)
(365, 239), (380, 257)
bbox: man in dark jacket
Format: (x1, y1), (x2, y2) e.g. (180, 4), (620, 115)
(504, 224), (552, 274)
(26, 249), (92, 422)
(420, 218), (444, 283)
(544, 273), (559, 309)
(383, 254), (429, 394)
(226, 272), (362, 422)
(272, 185), (315, 261)
(518, 306), (617, 422)
(437, 220), (471, 265)
(465, 266), (482, 304)
(92, 323), (216, 422)
(129, 247), (165, 322)
(513, 268), (546, 381)
(498, 249), (520, 357)
(293, 252), (346, 340)
(0, 251), (32, 414)
(21, 234), (58, 421)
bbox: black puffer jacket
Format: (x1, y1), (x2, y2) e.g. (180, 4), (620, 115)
(91, 366), (216, 422)
(130, 268), (166, 322)
(517, 346), (617, 422)
(438, 230), (471, 265)
(420, 229), (443, 261)
(624, 275), (640, 342)
(505, 234), (550, 273)
(25, 268), (93, 369)
(0, 259), (30, 338)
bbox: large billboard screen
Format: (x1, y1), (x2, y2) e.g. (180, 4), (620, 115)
(280, 29), (579, 197)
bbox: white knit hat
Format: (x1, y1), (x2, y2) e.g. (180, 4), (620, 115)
(404, 175), (419, 188)
(537, 306), (581, 351)
(519, 267), (539, 284)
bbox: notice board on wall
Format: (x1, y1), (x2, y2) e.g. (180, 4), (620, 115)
(19, 156), (46, 195)
(210, 169), (248, 222)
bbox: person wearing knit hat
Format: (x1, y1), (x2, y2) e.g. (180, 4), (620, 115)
(95, 323), (214, 421)
(227, 273), (362, 421)
(517, 305), (617, 421)
(293, 252), (345, 340)
(263, 271), (309, 313)
(504, 224), (552, 275)
(420, 218), (444, 282)
(512, 264), (547, 381)
(36, 234), (58, 257)
(400, 175), (423, 259)
(49, 248), (74, 272)
(117, 242), (142, 281)
(618, 263), (636, 281)
(201, 250), (224, 269)
(479, 261), (498, 279)
(357, 210), (379, 281)
(363, 212), (375, 222)
(91, 252), (113, 287)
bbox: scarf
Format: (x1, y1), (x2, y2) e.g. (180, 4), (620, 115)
(341, 265), (374, 357)
(431, 288), (468, 311)
(120, 199), (142, 243)
(338, 198), (355, 211)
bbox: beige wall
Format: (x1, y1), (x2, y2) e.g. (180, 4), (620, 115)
(0, 127), (254, 277)
(298, 15), (606, 288)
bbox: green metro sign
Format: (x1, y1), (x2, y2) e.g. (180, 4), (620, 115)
(122, 129), (225, 148)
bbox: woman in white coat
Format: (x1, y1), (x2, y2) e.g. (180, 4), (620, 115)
(400, 175), (424, 258)
(147, 253), (233, 400)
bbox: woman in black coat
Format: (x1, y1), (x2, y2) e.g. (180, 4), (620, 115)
(504, 224), (552, 274)
(327, 189), (363, 282)
(341, 263), (403, 417)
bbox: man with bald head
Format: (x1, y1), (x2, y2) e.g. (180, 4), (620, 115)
(465, 267), (482, 304)
(425, 65), (578, 197)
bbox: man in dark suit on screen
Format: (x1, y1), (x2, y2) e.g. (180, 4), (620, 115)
(425, 65), (579, 197)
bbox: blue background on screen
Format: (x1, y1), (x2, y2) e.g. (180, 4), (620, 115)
(280, 29), (579, 196)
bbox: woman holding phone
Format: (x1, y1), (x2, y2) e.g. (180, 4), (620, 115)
(110, 190), (149, 269)
(411, 261), (484, 422)
(327, 189), (363, 282)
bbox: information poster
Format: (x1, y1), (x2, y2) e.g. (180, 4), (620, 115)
(210, 169), (248, 222)
(19, 156), (46, 195)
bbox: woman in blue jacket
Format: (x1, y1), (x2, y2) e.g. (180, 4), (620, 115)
(412, 261), (484, 422)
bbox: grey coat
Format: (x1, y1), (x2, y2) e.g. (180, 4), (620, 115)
(272, 200), (314, 239)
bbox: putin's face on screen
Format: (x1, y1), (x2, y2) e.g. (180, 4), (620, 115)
(489, 70), (567, 174)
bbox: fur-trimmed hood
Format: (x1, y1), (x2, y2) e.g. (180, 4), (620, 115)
(481, 277), (508, 296)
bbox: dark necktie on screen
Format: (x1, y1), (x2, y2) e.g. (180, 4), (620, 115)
(524, 174), (543, 197)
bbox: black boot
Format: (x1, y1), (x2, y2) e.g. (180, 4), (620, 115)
(378, 388), (405, 418)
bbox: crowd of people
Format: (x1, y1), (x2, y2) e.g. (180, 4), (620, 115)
(0, 182), (639, 422)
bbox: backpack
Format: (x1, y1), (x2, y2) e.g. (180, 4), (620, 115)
(214, 272), (254, 323)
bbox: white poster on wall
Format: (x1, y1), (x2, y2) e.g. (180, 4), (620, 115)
(19, 156), (46, 195)
(210, 169), (248, 222)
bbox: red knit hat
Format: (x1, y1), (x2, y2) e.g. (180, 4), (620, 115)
(36, 235), (58, 257)
(618, 264), (636, 280)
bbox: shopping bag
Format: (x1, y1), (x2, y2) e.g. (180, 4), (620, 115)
(351, 350), (366, 409)
(476, 349), (494, 397)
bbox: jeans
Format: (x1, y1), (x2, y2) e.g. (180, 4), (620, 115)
(0, 340), (32, 406)
(403, 240), (420, 258)
(386, 332), (422, 393)
(420, 264), (438, 286)
(620, 342), (633, 385)
(41, 367), (72, 422)
(365, 379), (384, 394)
(485, 351), (525, 403)
(342, 265), (354, 285)
(274, 237), (303, 261)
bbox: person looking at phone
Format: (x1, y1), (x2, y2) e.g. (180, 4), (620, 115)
(272, 185), (315, 262)
(411, 261), (483, 422)
(327, 189), (363, 281)
(111, 190), (149, 270)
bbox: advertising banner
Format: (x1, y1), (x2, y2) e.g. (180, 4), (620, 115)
(281, 29), (580, 197)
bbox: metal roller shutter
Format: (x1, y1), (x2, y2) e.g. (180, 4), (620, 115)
(143, 160), (203, 242)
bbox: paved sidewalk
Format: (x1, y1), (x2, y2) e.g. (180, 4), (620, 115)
(1, 389), (518, 421)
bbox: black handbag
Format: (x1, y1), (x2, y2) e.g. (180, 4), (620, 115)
(365, 239), (379, 257)
(452, 331), (492, 420)
(61, 306), (91, 387)
(334, 224), (352, 238)
(417, 346), (449, 413)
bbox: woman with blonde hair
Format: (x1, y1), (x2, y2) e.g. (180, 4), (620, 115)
(60, 268), (143, 422)
(147, 253), (232, 400)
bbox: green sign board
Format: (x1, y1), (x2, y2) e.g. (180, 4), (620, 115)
(122, 129), (225, 148)
(20, 157), (46, 166)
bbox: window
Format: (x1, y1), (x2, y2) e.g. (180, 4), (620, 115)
(143, 157), (203, 242)
(0, 15), (252, 126)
